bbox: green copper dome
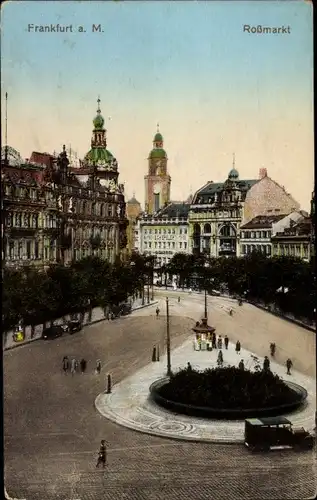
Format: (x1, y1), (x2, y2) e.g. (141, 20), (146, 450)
(93, 113), (105, 130)
(84, 147), (113, 165)
(228, 168), (239, 180)
(149, 148), (167, 159)
(154, 132), (163, 142)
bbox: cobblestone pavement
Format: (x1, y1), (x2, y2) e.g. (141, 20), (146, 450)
(4, 298), (317, 499)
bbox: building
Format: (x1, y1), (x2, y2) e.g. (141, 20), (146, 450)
(240, 212), (304, 257)
(126, 194), (142, 255)
(2, 146), (54, 268)
(310, 190), (315, 259)
(189, 164), (301, 258)
(271, 214), (312, 261)
(243, 168), (300, 224)
(189, 159), (257, 257)
(144, 126), (171, 214)
(1, 99), (128, 268)
(135, 202), (190, 268)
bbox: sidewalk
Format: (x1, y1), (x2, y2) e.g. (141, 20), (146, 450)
(3, 299), (158, 351)
(95, 337), (316, 444)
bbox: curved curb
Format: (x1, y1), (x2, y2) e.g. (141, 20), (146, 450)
(94, 337), (316, 445)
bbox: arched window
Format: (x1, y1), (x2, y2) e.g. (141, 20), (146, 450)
(203, 223), (211, 234)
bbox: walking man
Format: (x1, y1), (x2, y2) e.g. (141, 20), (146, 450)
(62, 356), (69, 374)
(238, 359), (245, 370)
(70, 358), (76, 376)
(178, 296), (181, 303)
(96, 440), (107, 468)
(224, 335), (229, 350)
(156, 307), (160, 318)
(286, 358), (293, 375)
(80, 358), (87, 374)
(235, 340), (241, 354)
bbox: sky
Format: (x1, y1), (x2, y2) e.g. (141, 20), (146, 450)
(1, 0), (314, 210)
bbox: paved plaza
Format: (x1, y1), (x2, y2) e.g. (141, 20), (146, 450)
(95, 336), (316, 443)
(4, 293), (317, 500)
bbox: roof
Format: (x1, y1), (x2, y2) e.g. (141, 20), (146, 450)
(29, 151), (54, 168)
(155, 202), (190, 219)
(84, 147), (114, 166)
(127, 196), (140, 205)
(241, 214), (288, 229)
(193, 179), (258, 202)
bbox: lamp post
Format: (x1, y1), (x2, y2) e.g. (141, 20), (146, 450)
(166, 297), (172, 376)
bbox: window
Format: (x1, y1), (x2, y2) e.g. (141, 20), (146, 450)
(241, 244), (246, 254)
(107, 206), (112, 217)
(184, 229), (187, 234)
(184, 242), (187, 250)
(9, 241), (14, 259)
(148, 242), (152, 249)
(180, 229), (182, 235)
(26, 241), (31, 259)
(172, 242), (175, 249)
(179, 242), (183, 249)
(35, 241), (39, 259)
(256, 231), (260, 238)
(155, 229), (158, 234)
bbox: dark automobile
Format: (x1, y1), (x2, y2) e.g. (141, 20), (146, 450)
(244, 417), (314, 451)
(42, 325), (64, 340)
(120, 303), (132, 316)
(65, 320), (82, 334)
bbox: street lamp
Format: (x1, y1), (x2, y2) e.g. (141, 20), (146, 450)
(166, 297), (172, 376)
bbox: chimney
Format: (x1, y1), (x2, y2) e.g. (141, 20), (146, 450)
(259, 168), (267, 179)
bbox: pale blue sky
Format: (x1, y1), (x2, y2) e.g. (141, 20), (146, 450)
(1, 0), (313, 209)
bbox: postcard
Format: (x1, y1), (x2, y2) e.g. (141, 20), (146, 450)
(2, 1), (315, 499)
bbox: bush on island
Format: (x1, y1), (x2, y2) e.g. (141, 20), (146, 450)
(158, 366), (301, 410)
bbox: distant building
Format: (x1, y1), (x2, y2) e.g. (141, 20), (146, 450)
(243, 168), (300, 224)
(126, 194), (142, 255)
(189, 158), (257, 257)
(240, 212), (304, 257)
(271, 214), (312, 261)
(1, 99), (128, 268)
(144, 126), (171, 214)
(189, 164), (301, 258)
(135, 202), (190, 268)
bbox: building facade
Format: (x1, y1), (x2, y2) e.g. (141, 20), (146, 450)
(1, 99), (128, 268)
(189, 165), (302, 258)
(135, 202), (190, 268)
(271, 214), (312, 261)
(126, 194), (142, 255)
(189, 162), (257, 257)
(144, 127), (171, 214)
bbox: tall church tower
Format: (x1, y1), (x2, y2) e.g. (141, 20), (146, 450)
(144, 125), (171, 214)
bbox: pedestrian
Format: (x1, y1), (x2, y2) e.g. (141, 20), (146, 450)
(286, 358), (293, 375)
(70, 358), (76, 375)
(96, 359), (101, 375)
(107, 312), (111, 321)
(187, 361), (192, 371)
(217, 335), (222, 350)
(111, 312), (115, 320)
(217, 350), (223, 367)
(263, 356), (270, 372)
(229, 308), (233, 316)
(211, 332), (216, 349)
(238, 359), (245, 370)
(178, 296), (180, 303)
(80, 358), (87, 374)
(224, 335), (229, 350)
(270, 342), (276, 357)
(96, 440), (107, 468)
(156, 307), (160, 318)
(235, 340), (241, 354)
(62, 356), (69, 374)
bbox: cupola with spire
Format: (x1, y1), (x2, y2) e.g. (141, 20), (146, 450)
(83, 97), (117, 169)
(228, 153), (239, 181)
(149, 123), (167, 160)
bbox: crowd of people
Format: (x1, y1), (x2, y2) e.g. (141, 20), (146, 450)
(62, 356), (102, 375)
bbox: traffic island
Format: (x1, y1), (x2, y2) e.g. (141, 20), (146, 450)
(149, 367), (308, 420)
(95, 338), (316, 443)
